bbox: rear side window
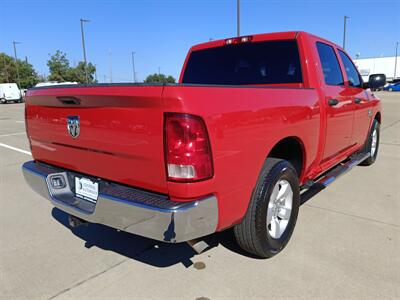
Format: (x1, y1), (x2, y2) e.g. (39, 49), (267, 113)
(338, 50), (362, 87)
(182, 40), (302, 85)
(316, 42), (344, 86)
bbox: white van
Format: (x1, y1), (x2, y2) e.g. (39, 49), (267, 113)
(0, 83), (22, 104)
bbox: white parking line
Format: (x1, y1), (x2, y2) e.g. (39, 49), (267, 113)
(0, 143), (31, 155)
(0, 132), (26, 138)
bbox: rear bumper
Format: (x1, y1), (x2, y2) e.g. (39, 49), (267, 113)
(22, 161), (218, 243)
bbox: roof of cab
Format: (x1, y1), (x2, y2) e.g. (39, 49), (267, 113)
(189, 31), (342, 52)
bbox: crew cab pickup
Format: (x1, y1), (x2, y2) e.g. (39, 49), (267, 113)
(22, 32), (385, 258)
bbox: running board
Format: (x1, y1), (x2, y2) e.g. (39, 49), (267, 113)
(301, 152), (370, 204)
(317, 152), (370, 187)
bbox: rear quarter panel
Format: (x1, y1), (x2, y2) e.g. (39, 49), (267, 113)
(163, 85), (321, 230)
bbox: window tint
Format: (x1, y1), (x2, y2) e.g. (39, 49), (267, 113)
(316, 42), (344, 86)
(182, 40), (302, 85)
(338, 50), (362, 87)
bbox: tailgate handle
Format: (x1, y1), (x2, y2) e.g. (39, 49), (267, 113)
(57, 96), (81, 105)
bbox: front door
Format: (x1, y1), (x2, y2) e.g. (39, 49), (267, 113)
(337, 49), (372, 147)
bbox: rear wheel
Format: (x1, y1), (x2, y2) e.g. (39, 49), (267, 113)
(0, 99), (6, 104)
(234, 158), (300, 258)
(360, 119), (380, 166)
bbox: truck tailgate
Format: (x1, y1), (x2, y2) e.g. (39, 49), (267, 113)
(25, 85), (168, 194)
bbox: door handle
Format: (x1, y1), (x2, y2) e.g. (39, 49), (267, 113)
(354, 98), (362, 104)
(328, 99), (339, 106)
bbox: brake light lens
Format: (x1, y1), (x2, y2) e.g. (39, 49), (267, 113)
(24, 102), (32, 151)
(165, 113), (213, 182)
(225, 36), (253, 45)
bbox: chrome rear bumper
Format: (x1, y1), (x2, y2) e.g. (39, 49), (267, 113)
(22, 161), (218, 243)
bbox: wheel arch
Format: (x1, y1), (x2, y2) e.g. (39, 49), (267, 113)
(374, 111), (381, 123)
(267, 136), (306, 179)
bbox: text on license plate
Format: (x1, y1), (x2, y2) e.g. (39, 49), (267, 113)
(75, 177), (99, 203)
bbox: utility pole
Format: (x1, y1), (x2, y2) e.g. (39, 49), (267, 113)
(80, 18), (90, 84)
(108, 50), (113, 83)
(343, 15), (349, 50)
(12, 41), (21, 89)
(237, 0), (240, 37)
(394, 41), (399, 80)
(131, 51), (137, 83)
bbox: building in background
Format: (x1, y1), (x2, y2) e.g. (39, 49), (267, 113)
(354, 56), (399, 83)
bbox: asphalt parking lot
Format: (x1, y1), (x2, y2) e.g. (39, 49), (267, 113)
(0, 92), (399, 300)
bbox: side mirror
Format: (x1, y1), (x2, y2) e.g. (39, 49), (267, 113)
(364, 74), (386, 90)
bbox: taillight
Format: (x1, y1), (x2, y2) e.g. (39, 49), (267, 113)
(24, 102), (32, 151)
(165, 113), (213, 182)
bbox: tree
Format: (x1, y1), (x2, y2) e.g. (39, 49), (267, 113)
(67, 61), (97, 84)
(144, 73), (176, 83)
(47, 50), (70, 82)
(47, 50), (96, 84)
(0, 52), (39, 89)
(18, 60), (40, 88)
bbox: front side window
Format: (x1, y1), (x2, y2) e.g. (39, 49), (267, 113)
(338, 50), (362, 88)
(316, 42), (344, 86)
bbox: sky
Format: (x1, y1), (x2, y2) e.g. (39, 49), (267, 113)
(1, 0), (399, 83)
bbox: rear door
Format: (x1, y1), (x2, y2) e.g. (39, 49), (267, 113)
(316, 42), (354, 161)
(337, 49), (371, 147)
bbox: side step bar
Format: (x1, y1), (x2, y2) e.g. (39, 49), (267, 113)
(316, 152), (370, 187)
(301, 152), (370, 203)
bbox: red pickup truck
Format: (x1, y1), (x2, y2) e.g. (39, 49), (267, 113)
(22, 31), (385, 258)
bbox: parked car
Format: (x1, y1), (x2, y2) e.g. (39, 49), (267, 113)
(0, 83), (23, 104)
(22, 31), (384, 258)
(384, 82), (400, 91)
(34, 81), (78, 88)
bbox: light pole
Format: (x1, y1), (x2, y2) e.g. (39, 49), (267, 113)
(80, 18), (90, 84)
(12, 41), (21, 89)
(237, 0), (240, 37)
(394, 41), (399, 80)
(108, 50), (113, 83)
(131, 52), (137, 83)
(343, 15), (349, 50)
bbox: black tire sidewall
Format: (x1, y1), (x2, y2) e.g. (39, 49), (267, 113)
(370, 120), (380, 162)
(254, 161), (300, 255)
(364, 119), (380, 164)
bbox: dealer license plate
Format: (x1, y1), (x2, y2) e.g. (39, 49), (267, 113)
(75, 177), (99, 203)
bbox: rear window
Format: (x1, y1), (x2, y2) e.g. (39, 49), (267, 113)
(182, 40), (302, 85)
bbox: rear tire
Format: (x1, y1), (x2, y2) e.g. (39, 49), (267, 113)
(234, 158), (300, 258)
(360, 119), (380, 166)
